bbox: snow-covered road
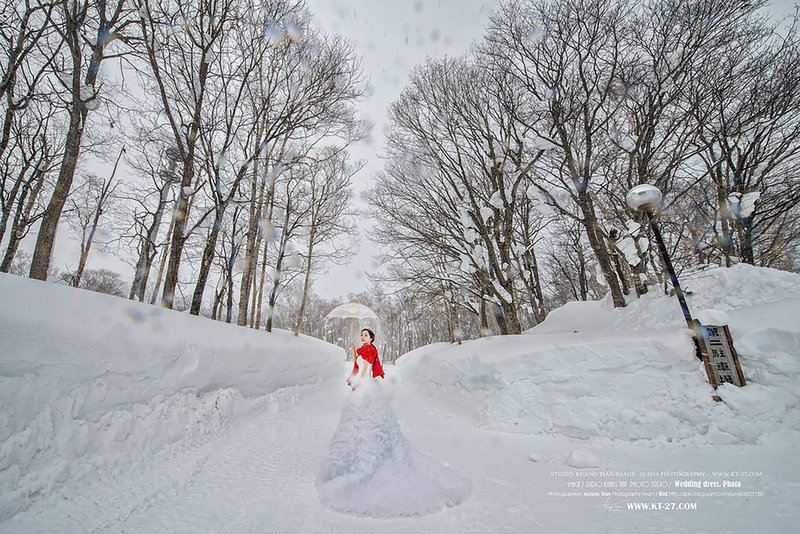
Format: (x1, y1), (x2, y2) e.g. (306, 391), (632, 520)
(11, 369), (798, 534)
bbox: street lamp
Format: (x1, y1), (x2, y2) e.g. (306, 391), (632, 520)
(626, 185), (703, 360)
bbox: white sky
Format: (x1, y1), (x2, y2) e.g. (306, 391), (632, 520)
(306, 0), (497, 299)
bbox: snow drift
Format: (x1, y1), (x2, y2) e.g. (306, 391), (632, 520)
(396, 264), (800, 445)
(0, 273), (342, 520)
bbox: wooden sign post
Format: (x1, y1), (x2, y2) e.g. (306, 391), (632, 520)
(698, 324), (746, 396)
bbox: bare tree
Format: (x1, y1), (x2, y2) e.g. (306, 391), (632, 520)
(29, 0), (134, 280)
(219, 204), (245, 322)
(543, 218), (604, 304)
(371, 53), (551, 334)
(687, 6), (800, 266)
(186, 0), (317, 315)
(1, 1), (64, 267)
(133, 0), (233, 307)
(0, 0), (60, 162)
(264, 164), (309, 332)
(0, 100), (63, 272)
(486, 0), (632, 307)
(236, 28), (366, 326)
(294, 148), (357, 335)
(65, 147), (122, 287)
(123, 140), (179, 301)
(592, 0), (744, 296)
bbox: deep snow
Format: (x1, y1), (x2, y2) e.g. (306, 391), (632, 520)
(1, 264), (799, 532)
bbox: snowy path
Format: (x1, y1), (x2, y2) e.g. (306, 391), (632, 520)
(2, 381), (342, 533)
(8, 367), (796, 533)
(110, 386), (334, 533)
(97, 374), (549, 534)
(2, 357), (798, 533)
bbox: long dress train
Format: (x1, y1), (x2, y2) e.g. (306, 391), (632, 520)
(316, 377), (471, 517)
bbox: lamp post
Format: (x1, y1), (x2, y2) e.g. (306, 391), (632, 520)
(626, 185), (703, 360)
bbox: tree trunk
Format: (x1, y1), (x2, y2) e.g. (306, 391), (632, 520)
(631, 259), (649, 297)
(248, 254), (260, 327)
(213, 281), (225, 320)
(150, 216), (175, 305)
(497, 299), (521, 335)
(294, 231), (315, 335)
(522, 248), (547, 323)
(738, 216), (755, 265)
(130, 182), (170, 301)
(190, 207), (224, 315)
(479, 294), (489, 335)
(239, 156), (273, 326)
(237, 177), (262, 325)
(29, 109), (83, 280)
(265, 240), (286, 333)
(29, 3), (108, 280)
(0, 225), (23, 272)
(73, 205), (103, 287)
(1, 170), (44, 272)
(225, 260), (235, 323)
(161, 160), (194, 307)
(254, 236), (269, 328)
(0, 92), (15, 164)
(579, 192), (626, 307)
(444, 297), (455, 343)
(576, 240), (588, 301)
(715, 178), (734, 267)
(0, 160), (28, 244)
(1, 211), (25, 273)
(608, 237), (630, 297)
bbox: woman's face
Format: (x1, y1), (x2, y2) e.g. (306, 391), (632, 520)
(360, 330), (371, 345)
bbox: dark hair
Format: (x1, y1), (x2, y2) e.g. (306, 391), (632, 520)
(361, 328), (375, 343)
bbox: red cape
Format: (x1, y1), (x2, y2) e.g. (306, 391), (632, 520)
(354, 344), (384, 378)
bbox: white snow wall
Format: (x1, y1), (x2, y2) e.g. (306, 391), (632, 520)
(0, 273), (343, 519)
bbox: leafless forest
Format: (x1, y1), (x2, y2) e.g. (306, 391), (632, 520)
(2, 0), (798, 361)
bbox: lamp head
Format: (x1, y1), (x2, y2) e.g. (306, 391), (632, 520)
(626, 184), (663, 213)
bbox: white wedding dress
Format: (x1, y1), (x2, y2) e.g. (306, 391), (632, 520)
(316, 376), (471, 517)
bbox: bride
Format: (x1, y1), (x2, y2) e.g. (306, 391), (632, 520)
(316, 329), (471, 517)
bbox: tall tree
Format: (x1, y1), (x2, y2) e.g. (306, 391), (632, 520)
(124, 140), (179, 301)
(687, 6), (800, 266)
(294, 148), (357, 335)
(0, 100), (63, 271)
(134, 0), (233, 307)
(66, 147), (121, 287)
(0, 0), (60, 162)
(29, 0), (133, 280)
(486, 0), (630, 307)
(235, 28), (366, 326)
(371, 55), (549, 334)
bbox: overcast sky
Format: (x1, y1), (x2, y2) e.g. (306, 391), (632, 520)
(307, 0), (497, 299)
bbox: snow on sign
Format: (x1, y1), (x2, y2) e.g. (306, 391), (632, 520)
(699, 324), (746, 389)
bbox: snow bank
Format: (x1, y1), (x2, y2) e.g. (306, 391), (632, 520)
(397, 265), (800, 446)
(533, 263), (800, 334)
(0, 273), (343, 520)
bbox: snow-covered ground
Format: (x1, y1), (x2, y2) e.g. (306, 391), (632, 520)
(1, 264), (799, 532)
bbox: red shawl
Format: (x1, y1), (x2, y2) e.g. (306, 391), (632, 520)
(353, 344), (385, 378)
